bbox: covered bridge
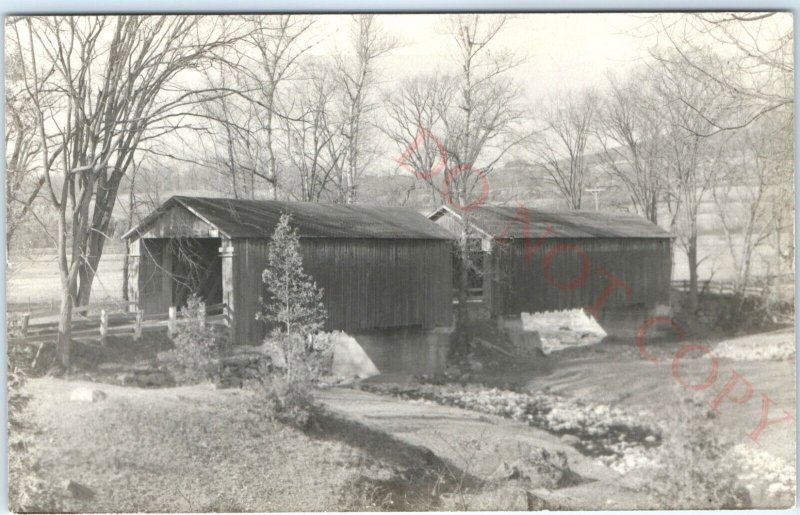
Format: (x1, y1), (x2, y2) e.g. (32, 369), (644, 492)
(429, 205), (672, 335)
(124, 196), (454, 347)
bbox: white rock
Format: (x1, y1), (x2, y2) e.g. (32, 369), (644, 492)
(69, 387), (107, 402)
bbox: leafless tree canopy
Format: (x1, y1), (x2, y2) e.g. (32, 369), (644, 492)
(531, 90), (598, 210)
(651, 12), (793, 134)
(7, 15), (240, 366)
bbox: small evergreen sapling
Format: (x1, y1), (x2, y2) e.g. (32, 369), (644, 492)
(258, 214), (329, 387)
(259, 214), (327, 336)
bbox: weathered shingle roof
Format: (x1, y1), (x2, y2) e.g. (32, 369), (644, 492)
(430, 205), (671, 239)
(125, 196), (455, 240)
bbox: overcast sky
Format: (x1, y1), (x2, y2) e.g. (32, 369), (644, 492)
(316, 13), (658, 102)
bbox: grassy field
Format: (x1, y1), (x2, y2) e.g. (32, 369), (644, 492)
(6, 253), (125, 307)
(16, 378), (408, 512)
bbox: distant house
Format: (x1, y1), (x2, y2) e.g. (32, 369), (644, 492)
(123, 196), (454, 350)
(429, 205), (672, 335)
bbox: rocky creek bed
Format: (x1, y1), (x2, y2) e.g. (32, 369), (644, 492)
(360, 382), (796, 506)
(360, 383), (663, 460)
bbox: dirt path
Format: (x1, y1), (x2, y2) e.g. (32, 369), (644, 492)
(318, 387), (656, 509)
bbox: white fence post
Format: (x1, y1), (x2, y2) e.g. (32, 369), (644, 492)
(100, 309), (108, 345)
(134, 310), (143, 340)
(21, 314), (30, 338)
(168, 306), (177, 337)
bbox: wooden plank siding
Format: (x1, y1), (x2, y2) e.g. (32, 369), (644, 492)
(232, 238), (453, 345)
(138, 238), (171, 315)
(487, 237), (672, 316)
(139, 203), (219, 238)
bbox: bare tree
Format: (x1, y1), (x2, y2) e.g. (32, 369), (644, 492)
(192, 16), (317, 200)
(531, 89), (598, 210)
(654, 52), (726, 310)
(195, 61), (270, 199)
(10, 15), (237, 368)
(4, 39), (45, 256)
(385, 14), (527, 355)
(242, 15), (317, 199)
(335, 15), (396, 203)
(712, 115), (793, 305)
(121, 160), (146, 301)
(596, 71), (666, 223)
(651, 12), (793, 134)
(383, 74), (454, 206)
(282, 65), (345, 202)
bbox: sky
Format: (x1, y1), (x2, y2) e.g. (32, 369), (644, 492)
(314, 13), (658, 101)
(296, 13), (670, 173)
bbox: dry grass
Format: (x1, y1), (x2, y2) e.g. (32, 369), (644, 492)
(7, 253), (124, 306)
(17, 378), (401, 512)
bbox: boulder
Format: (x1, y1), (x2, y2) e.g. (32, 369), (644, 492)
(64, 480), (94, 500)
(490, 441), (583, 489)
(121, 368), (175, 388)
(69, 387), (106, 402)
(217, 347), (272, 389)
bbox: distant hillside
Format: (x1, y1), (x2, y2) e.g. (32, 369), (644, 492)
(356, 155), (636, 214)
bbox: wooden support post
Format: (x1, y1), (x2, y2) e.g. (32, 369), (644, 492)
(223, 304), (231, 327)
(219, 240), (235, 347)
(21, 314), (29, 338)
(100, 309), (108, 345)
(127, 239), (140, 312)
(168, 306), (177, 337)
(134, 310), (143, 340)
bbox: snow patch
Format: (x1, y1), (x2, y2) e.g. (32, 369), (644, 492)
(714, 331), (795, 361)
(522, 309), (607, 354)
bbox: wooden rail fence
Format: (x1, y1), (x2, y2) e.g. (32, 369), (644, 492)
(671, 279), (780, 297)
(9, 303), (230, 345)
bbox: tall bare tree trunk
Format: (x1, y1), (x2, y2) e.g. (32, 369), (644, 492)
(122, 173), (137, 301)
(56, 211), (78, 371)
(453, 226), (471, 357)
(56, 287), (73, 370)
(648, 195), (658, 225)
(687, 232), (698, 311)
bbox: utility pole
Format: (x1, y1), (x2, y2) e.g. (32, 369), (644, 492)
(585, 187), (606, 211)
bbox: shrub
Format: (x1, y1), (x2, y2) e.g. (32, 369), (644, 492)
(161, 295), (220, 383)
(262, 331), (334, 384)
(255, 332), (334, 428)
(258, 373), (318, 428)
(640, 396), (751, 509)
